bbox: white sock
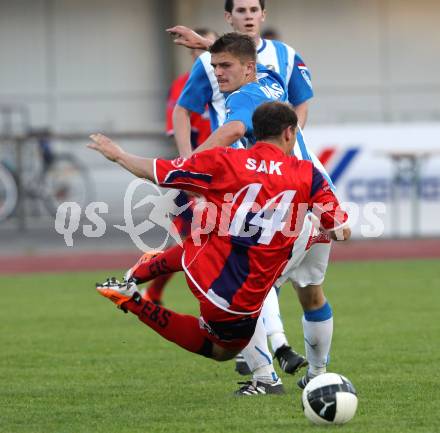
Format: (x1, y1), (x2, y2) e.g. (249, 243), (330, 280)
(302, 301), (333, 376)
(241, 315), (279, 382)
(261, 286), (288, 352)
(270, 332), (288, 353)
(253, 365), (279, 383)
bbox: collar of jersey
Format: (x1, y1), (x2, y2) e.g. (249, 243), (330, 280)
(257, 38), (267, 54)
(254, 141), (287, 156)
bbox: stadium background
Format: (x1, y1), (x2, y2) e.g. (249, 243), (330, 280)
(2, 0), (439, 127)
(1, 2), (439, 433)
(1, 0), (440, 245)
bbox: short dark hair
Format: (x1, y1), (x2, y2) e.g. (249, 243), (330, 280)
(194, 27), (218, 39)
(253, 102), (298, 141)
(261, 28), (280, 40)
(224, 0), (266, 13)
(209, 32), (256, 62)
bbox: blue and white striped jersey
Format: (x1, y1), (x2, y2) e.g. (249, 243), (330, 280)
(255, 38), (313, 109)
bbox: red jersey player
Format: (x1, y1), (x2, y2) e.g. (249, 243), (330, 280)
(166, 71), (211, 145)
(89, 102), (350, 363)
(165, 28), (217, 152)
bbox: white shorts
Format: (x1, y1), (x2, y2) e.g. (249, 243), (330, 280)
(275, 214), (332, 289)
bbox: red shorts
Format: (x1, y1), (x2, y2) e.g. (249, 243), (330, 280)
(186, 275), (259, 350)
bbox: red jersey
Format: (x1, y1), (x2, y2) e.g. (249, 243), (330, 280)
(166, 72), (211, 147)
(154, 142), (347, 315)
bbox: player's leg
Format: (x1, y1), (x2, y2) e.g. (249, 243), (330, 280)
(95, 278), (249, 361)
(261, 285), (288, 351)
(289, 240), (333, 388)
(261, 285), (307, 374)
(236, 313), (285, 395)
(145, 191), (194, 303)
(235, 289), (287, 376)
(235, 217), (314, 378)
(145, 274), (173, 304)
(125, 244), (184, 285)
(250, 214), (315, 376)
(234, 284), (307, 377)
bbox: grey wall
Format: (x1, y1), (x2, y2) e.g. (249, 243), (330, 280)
(0, 0), (174, 135)
(0, 0), (176, 220)
(1, 0), (439, 132)
(1, 0), (439, 223)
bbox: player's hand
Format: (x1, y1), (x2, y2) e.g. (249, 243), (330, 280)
(87, 133), (124, 162)
(166, 26), (213, 50)
(330, 226), (351, 241)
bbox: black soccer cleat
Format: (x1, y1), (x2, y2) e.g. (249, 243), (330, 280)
(297, 372), (315, 390)
(235, 378), (285, 396)
(235, 353), (252, 376)
(274, 345), (308, 375)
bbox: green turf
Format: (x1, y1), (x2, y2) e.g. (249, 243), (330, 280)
(1, 259), (439, 433)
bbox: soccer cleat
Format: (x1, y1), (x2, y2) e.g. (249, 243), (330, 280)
(96, 277), (141, 311)
(274, 345), (308, 375)
(235, 353), (252, 376)
(235, 378), (285, 396)
(297, 371), (315, 390)
(124, 251), (163, 282)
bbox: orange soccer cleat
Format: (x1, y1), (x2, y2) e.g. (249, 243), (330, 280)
(95, 277), (141, 311)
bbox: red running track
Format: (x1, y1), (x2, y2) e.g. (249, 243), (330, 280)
(0, 239), (439, 274)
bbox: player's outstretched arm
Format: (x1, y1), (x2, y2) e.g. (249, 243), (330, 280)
(307, 166), (351, 241)
(173, 105), (193, 158)
(87, 133), (154, 181)
(166, 26), (214, 50)
(192, 121), (245, 154)
(293, 101), (309, 130)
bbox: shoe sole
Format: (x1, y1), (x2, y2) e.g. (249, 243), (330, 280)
(96, 286), (133, 307)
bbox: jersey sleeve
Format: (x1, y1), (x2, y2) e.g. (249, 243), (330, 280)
(154, 148), (219, 194)
(177, 57), (213, 114)
(308, 165), (348, 231)
(288, 53), (314, 106)
(223, 91), (255, 134)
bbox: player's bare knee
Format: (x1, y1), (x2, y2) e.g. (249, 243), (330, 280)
(211, 344), (240, 362)
(197, 338), (239, 361)
(294, 283), (326, 311)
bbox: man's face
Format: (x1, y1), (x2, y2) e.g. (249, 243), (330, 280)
(211, 51), (254, 93)
(225, 0), (266, 40)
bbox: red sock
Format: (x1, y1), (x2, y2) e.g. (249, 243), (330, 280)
(124, 298), (211, 357)
(132, 244), (184, 283)
(146, 274), (173, 303)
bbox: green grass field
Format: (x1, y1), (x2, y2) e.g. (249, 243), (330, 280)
(1, 259), (439, 433)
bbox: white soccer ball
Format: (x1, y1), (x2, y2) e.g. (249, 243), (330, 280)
(301, 373), (358, 425)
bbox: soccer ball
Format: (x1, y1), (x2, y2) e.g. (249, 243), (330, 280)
(301, 373), (358, 425)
